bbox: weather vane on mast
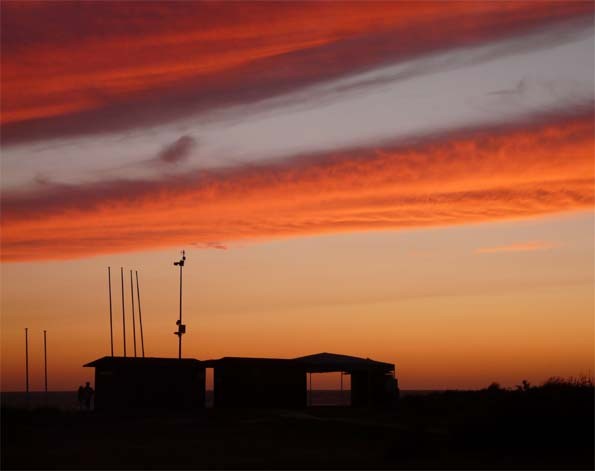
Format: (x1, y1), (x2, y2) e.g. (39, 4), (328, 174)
(173, 250), (186, 359)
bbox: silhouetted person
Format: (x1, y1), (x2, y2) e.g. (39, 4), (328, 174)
(77, 385), (84, 410)
(82, 382), (94, 410)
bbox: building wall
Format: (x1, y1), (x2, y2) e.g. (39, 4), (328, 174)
(351, 370), (396, 407)
(214, 362), (306, 408)
(94, 362), (205, 411)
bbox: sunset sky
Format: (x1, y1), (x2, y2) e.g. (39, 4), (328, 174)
(1, 1), (593, 391)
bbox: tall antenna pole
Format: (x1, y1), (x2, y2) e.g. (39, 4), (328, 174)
(44, 330), (48, 393)
(179, 260), (182, 359)
(130, 270), (137, 358)
(25, 328), (29, 396)
(121, 267), (127, 357)
(135, 271), (145, 357)
(108, 267), (114, 356)
(173, 250), (186, 359)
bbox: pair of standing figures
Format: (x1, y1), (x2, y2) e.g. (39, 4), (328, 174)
(77, 382), (94, 410)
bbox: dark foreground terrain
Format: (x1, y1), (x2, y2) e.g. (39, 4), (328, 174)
(2, 379), (593, 469)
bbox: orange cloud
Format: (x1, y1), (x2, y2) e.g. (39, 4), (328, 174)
(2, 114), (593, 262)
(2, 1), (592, 143)
(475, 241), (557, 254)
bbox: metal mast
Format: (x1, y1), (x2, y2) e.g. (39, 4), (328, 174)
(135, 271), (145, 357)
(25, 328), (29, 396)
(108, 267), (114, 356)
(130, 270), (137, 357)
(173, 250), (186, 359)
(121, 267), (127, 357)
(43, 330), (48, 393)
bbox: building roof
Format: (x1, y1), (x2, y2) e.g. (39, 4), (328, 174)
(203, 352), (394, 373)
(294, 352), (394, 373)
(83, 356), (202, 368)
(202, 357), (296, 368)
(84, 353), (394, 373)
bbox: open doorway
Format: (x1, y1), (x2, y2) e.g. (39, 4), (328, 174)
(307, 371), (351, 406)
(205, 367), (214, 408)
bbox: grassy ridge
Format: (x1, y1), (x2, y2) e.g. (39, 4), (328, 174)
(2, 378), (593, 469)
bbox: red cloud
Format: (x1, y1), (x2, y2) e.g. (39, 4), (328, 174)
(1, 1), (592, 144)
(2, 114), (592, 262)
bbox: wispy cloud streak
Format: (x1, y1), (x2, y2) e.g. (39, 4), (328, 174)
(2, 115), (592, 261)
(475, 241), (557, 254)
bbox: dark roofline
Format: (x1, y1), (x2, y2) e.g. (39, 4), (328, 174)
(294, 352), (394, 372)
(203, 353), (394, 373)
(84, 356), (202, 368)
(202, 357), (295, 368)
(84, 353), (395, 373)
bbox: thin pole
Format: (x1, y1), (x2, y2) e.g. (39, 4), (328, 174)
(25, 328), (29, 395)
(308, 372), (312, 407)
(121, 267), (126, 357)
(178, 263), (183, 359)
(130, 270), (137, 357)
(173, 251), (186, 359)
(44, 330), (48, 393)
(108, 267), (114, 356)
(135, 271), (145, 357)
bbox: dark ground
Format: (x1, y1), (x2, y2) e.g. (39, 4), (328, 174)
(2, 380), (593, 470)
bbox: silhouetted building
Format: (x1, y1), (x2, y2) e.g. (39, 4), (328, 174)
(83, 357), (205, 411)
(295, 352), (396, 407)
(84, 352), (395, 411)
(205, 352), (396, 409)
(204, 357), (306, 408)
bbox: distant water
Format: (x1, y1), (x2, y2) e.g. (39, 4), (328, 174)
(2, 390), (437, 410)
(1, 392), (79, 410)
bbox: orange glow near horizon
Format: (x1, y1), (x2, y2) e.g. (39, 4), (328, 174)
(1, 214), (593, 391)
